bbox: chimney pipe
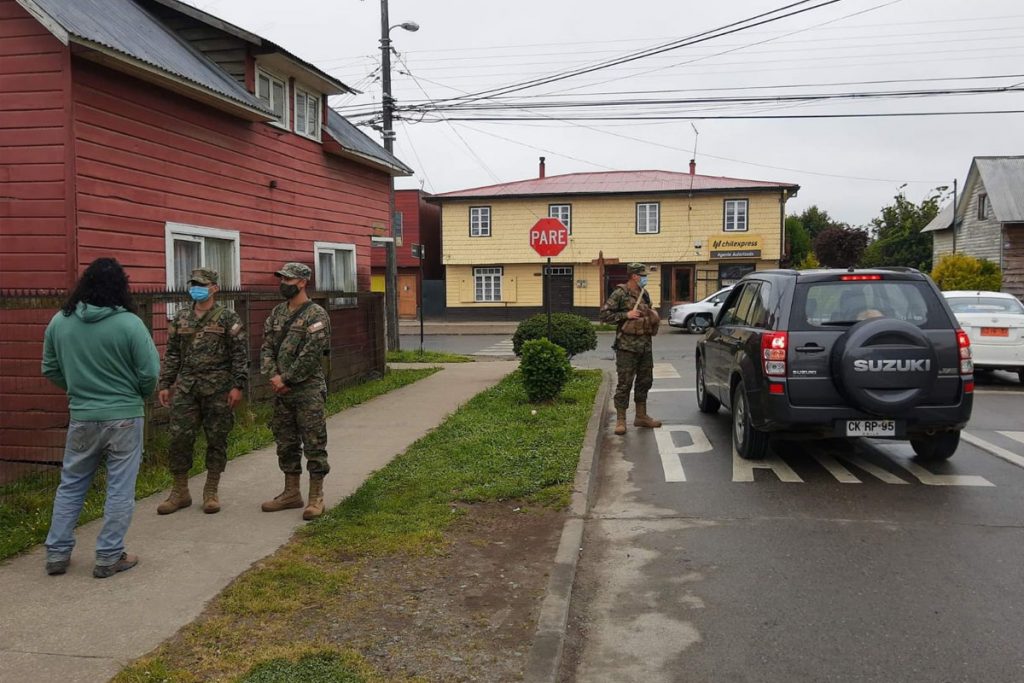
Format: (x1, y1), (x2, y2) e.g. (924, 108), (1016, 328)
(539, 156), (546, 179)
(689, 159), (696, 175)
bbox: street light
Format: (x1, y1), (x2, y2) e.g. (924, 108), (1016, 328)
(379, 0), (418, 351)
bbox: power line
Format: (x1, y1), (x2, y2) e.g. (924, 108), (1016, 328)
(422, 109), (1024, 122)
(434, 0), (847, 105)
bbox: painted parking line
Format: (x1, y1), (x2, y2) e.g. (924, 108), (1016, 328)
(962, 431), (1024, 470)
(652, 362), (681, 379)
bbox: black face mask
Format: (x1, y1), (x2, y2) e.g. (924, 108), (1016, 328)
(279, 282), (300, 299)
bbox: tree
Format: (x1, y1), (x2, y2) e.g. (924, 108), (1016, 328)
(813, 226), (868, 268)
(797, 205), (842, 241)
(859, 189), (944, 272)
(785, 216), (811, 267)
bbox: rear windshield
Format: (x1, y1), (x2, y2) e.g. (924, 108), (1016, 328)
(946, 296), (1024, 315)
(791, 280), (948, 330)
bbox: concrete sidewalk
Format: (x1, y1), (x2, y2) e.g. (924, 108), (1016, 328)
(0, 361), (515, 683)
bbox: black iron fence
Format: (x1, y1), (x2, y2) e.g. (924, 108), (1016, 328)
(0, 288), (384, 494)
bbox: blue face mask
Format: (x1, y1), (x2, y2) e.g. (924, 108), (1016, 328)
(189, 285), (211, 302)
(639, 275), (648, 287)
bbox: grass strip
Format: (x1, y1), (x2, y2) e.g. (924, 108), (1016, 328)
(386, 349), (473, 363)
(115, 369), (602, 683)
(0, 368), (438, 562)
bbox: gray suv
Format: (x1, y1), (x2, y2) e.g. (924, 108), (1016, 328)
(696, 268), (974, 461)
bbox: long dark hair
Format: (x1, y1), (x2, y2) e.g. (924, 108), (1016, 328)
(61, 257), (137, 316)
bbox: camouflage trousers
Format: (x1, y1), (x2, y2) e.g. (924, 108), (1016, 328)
(613, 346), (654, 410)
(167, 387), (235, 475)
(271, 386), (329, 477)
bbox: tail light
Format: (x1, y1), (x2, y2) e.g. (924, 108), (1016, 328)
(762, 331), (788, 377)
(957, 329), (974, 381)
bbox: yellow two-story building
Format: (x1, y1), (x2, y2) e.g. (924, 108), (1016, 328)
(432, 160), (799, 319)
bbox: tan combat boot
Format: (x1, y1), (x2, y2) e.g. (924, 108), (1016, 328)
(302, 477), (325, 521)
(157, 473), (192, 515)
(634, 402), (662, 428)
(614, 408), (627, 435)
(202, 472), (221, 514)
(261, 473), (303, 512)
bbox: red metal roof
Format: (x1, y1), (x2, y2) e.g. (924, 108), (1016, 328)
(433, 170), (798, 199)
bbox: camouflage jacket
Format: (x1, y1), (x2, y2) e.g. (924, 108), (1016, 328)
(158, 304), (248, 394)
(260, 301), (330, 391)
(599, 284), (656, 352)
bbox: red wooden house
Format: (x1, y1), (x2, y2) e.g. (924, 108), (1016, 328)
(371, 189), (441, 318)
(0, 0), (411, 475)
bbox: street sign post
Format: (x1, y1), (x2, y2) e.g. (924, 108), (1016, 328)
(411, 243), (424, 352)
(529, 218), (569, 339)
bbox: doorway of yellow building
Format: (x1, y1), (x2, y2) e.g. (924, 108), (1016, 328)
(669, 265), (694, 304)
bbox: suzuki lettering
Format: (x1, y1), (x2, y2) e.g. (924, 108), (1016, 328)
(853, 359), (932, 372)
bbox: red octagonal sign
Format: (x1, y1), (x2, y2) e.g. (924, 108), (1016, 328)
(529, 218), (569, 257)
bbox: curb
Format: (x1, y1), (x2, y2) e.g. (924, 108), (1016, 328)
(523, 370), (613, 683)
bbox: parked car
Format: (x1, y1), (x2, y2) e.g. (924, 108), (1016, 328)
(943, 290), (1024, 383)
(696, 268), (974, 461)
(669, 286), (734, 333)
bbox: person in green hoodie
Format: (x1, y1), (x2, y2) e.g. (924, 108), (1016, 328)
(41, 258), (160, 579)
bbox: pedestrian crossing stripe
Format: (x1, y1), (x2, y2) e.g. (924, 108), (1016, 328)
(652, 363), (680, 379)
(473, 339), (515, 356)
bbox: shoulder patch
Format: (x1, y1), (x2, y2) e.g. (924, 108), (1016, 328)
(229, 322), (243, 336)
(307, 321), (325, 333)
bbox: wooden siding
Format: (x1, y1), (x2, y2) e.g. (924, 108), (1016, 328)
(932, 229), (954, 264)
(371, 190), (443, 274)
(1003, 225), (1024, 299)
(69, 59), (391, 289)
(142, 0), (249, 85)
(440, 192), (783, 267)
(955, 176), (1002, 263)
(0, 0), (70, 289)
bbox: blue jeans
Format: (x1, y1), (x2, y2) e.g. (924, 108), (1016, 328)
(45, 418), (144, 567)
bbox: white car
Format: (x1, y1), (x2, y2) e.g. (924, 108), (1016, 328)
(943, 290), (1024, 383)
(668, 286), (734, 333)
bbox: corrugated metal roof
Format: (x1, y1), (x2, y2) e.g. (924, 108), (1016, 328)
(324, 109), (412, 176)
(433, 170), (798, 199)
(975, 156), (1024, 223)
(30, 0), (270, 115)
(921, 201), (953, 233)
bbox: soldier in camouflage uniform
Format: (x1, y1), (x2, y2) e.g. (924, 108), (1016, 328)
(157, 268), (247, 515)
(260, 262), (331, 520)
(599, 263), (663, 435)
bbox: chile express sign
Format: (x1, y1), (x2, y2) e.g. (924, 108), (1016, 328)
(529, 218), (569, 257)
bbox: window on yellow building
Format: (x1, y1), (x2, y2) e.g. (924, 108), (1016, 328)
(636, 202), (659, 234)
(474, 267), (502, 301)
(470, 206), (491, 237)
(724, 199), (749, 232)
(549, 204), (572, 233)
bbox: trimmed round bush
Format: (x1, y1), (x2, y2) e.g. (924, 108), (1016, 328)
(520, 338), (571, 403)
(512, 313), (598, 358)
(931, 253), (1002, 291)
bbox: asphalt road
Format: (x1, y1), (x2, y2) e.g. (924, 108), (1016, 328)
(411, 331), (1024, 683)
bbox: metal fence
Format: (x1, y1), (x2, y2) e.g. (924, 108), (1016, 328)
(0, 288), (384, 494)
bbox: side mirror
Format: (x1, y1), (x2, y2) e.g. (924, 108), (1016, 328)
(713, 300), (721, 306)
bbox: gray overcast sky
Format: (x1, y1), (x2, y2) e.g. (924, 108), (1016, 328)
(194, 0), (1024, 226)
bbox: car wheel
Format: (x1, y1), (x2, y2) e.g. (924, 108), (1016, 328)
(732, 380), (769, 460)
(910, 431), (960, 461)
(687, 314), (711, 334)
(696, 357), (720, 414)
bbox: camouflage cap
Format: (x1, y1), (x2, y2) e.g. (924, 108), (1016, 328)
(189, 267), (218, 285)
(274, 262), (312, 280)
(626, 262), (648, 275)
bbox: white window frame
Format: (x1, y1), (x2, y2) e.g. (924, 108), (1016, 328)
(470, 206), (491, 237)
(314, 241), (357, 308)
(724, 199), (749, 232)
(636, 202), (660, 234)
(474, 266), (502, 302)
(549, 204), (572, 234)
(164, 223), (241, 317)
(255, 66), (288, 129)
(294, 85), (322, 141)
